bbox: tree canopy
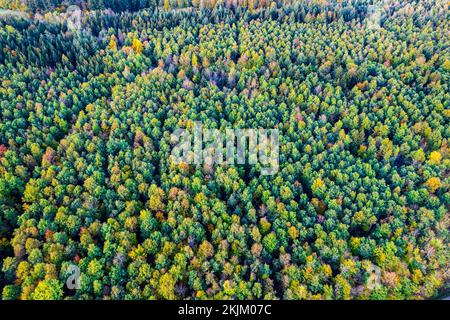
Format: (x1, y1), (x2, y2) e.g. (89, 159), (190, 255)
(0, 0), (449, 300)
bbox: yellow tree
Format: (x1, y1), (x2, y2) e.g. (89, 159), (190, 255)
(192, 54), (199, 70)
(164, 0), (170, 11)
(425, 177), (442, 193)
(132, 39), (143, 54)
(428, 151), (442, 164)
(109, 35), (117, 51)
(158, 273), (177, 299)
(249, 0), (255, 13)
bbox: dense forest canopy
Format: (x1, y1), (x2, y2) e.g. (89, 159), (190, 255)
(0, 0), (449, 300)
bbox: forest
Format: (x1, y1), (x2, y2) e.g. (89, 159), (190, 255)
(0, 0), (449, 300)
